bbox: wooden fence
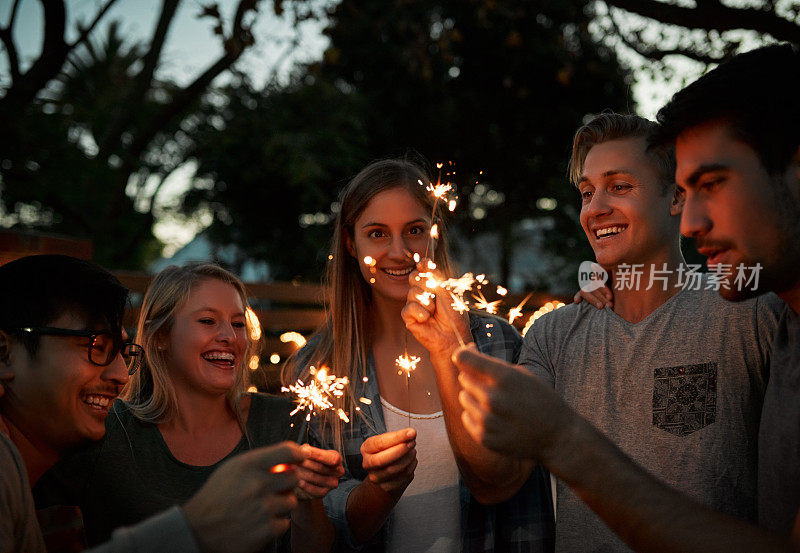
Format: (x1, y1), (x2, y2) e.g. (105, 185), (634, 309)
(113, 271), (570, 390)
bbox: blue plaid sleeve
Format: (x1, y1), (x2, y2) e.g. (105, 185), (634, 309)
(463, 313), (555, 553)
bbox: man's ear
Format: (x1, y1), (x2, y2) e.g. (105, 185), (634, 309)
(670, 185), (685, 217)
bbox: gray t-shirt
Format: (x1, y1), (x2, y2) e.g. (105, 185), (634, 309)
(518, 285), (783, 553)
(0, 432), (44, 553)
(758, 306), (800, 535)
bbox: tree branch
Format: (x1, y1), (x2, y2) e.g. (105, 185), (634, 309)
(0, 0), (68, 119)
(602, 0), (800, 45)
(6, 0), (21, 30)
(147, 164), (182, 213)
(120, 0), (260, 170)
(97, 0), (180, 157)
(68, 0), (120, 49)
(0, 0), (22, 81)
(607, 12), (722, 66)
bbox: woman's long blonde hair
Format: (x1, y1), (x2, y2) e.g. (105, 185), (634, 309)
(122, 263), (255, 428)
(284, 158), (454, 447)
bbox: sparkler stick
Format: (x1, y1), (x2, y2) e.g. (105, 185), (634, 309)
(423, 163), (453, 261)
(508, 293), (533, 325)
(395, 351), (421, 427)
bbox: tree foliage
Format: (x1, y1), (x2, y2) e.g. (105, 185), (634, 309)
(595, 0), (799, 79)
(190, 0), (634, 286)
(318, 0), (633, 285)
(183, 75), (368, 279)
(0, 0), (270, 268)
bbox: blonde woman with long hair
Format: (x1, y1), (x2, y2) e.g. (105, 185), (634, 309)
(36, 264), (343, 553)
(286, 159), (554, 553)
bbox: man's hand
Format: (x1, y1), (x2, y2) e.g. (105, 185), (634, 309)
(574, 284), (614, 309)
(454, 345), (575, 463)
(295, 444), (344, 500)
(183, 442), (304, 553)
(402, 260), (470, 358)
(361, 428), (418, 495)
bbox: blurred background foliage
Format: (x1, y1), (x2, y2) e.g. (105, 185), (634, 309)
(1, 0), (794, 289)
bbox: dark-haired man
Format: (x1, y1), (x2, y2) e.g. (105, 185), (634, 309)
(661, 42), (800, 539)
(520, 111), (781, 553)
(0, 255), (304, 553)
(454, 43), (800, 552)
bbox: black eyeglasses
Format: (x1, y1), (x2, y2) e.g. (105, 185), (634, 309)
(15, 327), (144, 375)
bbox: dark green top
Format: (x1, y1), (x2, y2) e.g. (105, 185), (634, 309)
(34, 393), (296, 546)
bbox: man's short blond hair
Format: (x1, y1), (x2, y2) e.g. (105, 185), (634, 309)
(568, 112), (676, 193)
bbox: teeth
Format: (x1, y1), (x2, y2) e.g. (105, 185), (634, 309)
(203, 352), (234, 362)
(384, 267), (413, 276)
(83, 394), (111, 407)
(596, 226), (625, 238)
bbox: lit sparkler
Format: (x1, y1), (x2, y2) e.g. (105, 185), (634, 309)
(450, 293), (470, 314)
(472, 290), (501, 315)
(418, 271), (442, 290)
(440, 273), (475, 297)
(395, 352), (421, 426)
(427, 182), (453, 200)
(423, 163), (454, 260)
(395, 353), (421, 378)
(281, 365), (349, 422)
(508, 293), (533, 325)
(416, 291), (435, 306)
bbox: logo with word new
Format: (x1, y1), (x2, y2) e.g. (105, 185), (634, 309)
(578, 261), (608, 292)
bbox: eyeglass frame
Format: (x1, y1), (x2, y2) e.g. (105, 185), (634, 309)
(13, 326), (144, 375)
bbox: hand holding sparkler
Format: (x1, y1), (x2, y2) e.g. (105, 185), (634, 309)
(294, 444), (344, 500)
(361, 428), (418, 494)
(183, 442), (303, 553)
(454, 344), (574, 461)
(402, 259), (472, 358)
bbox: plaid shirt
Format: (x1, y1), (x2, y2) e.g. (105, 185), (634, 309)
(300, 313), (555, 553)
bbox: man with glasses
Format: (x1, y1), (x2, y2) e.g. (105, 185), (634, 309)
(0, 255), (305, 553)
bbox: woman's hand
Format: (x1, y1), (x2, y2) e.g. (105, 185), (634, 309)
(344, 429), (419, 544)
(360, 428), (418, 495)
(402, 260), (471, 358)
(295, 444), (344, 500)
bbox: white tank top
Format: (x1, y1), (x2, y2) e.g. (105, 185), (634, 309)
(381, 397), (462, 553)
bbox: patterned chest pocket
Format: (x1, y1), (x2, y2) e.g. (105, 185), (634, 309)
(652, 362), (718, 437)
